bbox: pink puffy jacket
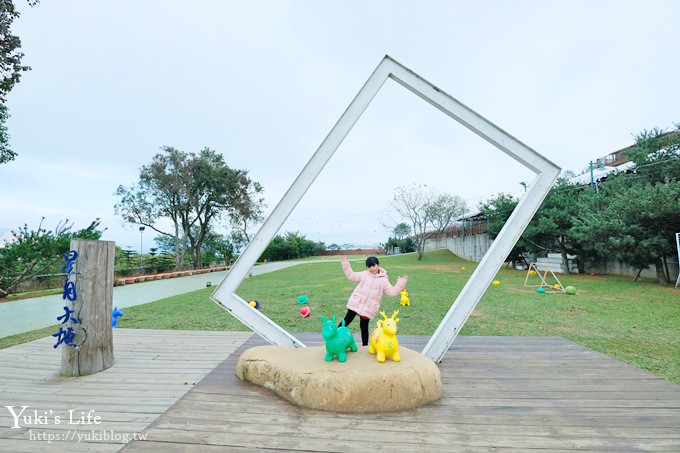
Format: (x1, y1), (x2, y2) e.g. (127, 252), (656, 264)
(342, 259), (407, 319)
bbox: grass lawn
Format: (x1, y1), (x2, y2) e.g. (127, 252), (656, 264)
(2, 249), (678, 384)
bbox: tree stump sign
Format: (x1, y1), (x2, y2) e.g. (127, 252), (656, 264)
(59, 239), (116, 377)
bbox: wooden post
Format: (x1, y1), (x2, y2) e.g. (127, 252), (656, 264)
(61, 239), (116, 376)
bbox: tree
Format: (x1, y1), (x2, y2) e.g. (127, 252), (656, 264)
(521, 177), (590, 274)
(385, 222), (414, 255)
(392, 223), (411, 240)
(387, 183), (467, 260)
(0, 218), (104, 298)
(573, 174), (680, 282)
(509, 125), (680, 280)
(630, 125), (680, 281)
(625, 124), (680, 185)
(571, 124), (680, 282)
(146, 247), (159, 267)
(0, 0), (39, 164)
(221, 231), (248, 266)
(190, 150), (264, 267)
(427, 193), (467, 234)
(152, 234), (176, 255)
(0, 104), (15, 164)
(119, 248), (137, 270)
(227, 177), (265, 242)
(479, 177), (594, 273)
(196, 227), (246, 267)
(115, 146), (265, 269)
(478, 193), (517, 239)
(260, 231), (324, 261)
(115, 148), (189, 267)
(384, 236), (416, 254)
(478, 193), (524, 266)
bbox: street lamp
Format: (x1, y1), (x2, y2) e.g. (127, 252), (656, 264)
(519, 181), (528, 193)
(139, 226), (145, 269)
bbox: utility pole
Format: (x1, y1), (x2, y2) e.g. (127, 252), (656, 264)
(590, 161), (600, 192)
(676, 232), (680, 288)
(139, 226), (145, 269)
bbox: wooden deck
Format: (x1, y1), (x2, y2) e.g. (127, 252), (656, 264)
(0, 329), (252, 452)
(123, 333), (680, 452)
(1, 331), (679, 452)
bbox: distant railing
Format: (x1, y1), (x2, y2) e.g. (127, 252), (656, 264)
(6, 262), (229, 293)
(427, 222), (489, 239)
(319, 249), (383, 256)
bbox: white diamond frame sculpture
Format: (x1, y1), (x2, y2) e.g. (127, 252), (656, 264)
(211, 55), (561, 363)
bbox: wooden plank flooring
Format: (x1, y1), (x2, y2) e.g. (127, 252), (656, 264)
(2, 331), (679, 452)
(123, 334), (680, 452)
(0, 329), (252, 452)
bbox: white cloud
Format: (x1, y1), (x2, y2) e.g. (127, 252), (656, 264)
(0, 230), (16, 248)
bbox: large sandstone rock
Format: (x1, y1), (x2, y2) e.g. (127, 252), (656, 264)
(236, 345), (441, 413)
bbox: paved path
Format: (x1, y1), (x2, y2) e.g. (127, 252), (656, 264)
(0, 261), (303, 339)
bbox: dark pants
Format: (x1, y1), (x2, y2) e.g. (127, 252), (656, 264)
(340, 309), (370, 346)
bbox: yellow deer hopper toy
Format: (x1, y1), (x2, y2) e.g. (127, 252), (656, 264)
(369, 310), (400, 363)
(400, 289), (411, 306)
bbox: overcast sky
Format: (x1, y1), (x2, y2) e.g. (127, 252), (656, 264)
(1, 0), (678, 252)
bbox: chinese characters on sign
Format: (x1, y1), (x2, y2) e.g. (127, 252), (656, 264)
(52, 250), (80, 348)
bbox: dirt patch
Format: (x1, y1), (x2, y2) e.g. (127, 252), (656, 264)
(0, 289), (61, 303)
(557, 305), (588, 315)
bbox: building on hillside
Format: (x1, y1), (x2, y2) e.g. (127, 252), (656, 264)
(570, 129), (680, 186)
(569, 146), (634, 186)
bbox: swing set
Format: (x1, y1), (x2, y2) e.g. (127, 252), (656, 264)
(524, 262), (566, 293)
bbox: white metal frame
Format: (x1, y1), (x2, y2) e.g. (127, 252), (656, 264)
(211, 55), (561, 361)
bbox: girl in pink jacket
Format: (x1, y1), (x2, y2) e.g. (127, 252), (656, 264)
(339, 256), (408, 346)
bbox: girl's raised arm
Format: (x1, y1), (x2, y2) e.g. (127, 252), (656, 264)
(341, 256), (361, 282)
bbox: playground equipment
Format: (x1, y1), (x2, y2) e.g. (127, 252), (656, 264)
(400, 290), (411, 306)
(112, 307), (124, 328)
(321, 315), (357, 362)
(524, 262), (566, 293)
(369, 311), (401, 363)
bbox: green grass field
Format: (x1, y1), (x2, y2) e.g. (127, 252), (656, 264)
(2, 249), (678, 384)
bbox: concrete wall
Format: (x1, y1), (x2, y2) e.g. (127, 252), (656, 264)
(424, 234), (491, 262)
(589, 258), (679, 280)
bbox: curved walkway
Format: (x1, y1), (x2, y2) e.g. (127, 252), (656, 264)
(0, 261), (303, 339)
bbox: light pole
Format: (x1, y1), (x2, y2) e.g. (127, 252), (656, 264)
(589, 160), (600, 193)
(519, 181), (528, 193)
(139, 226), (145, 269)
